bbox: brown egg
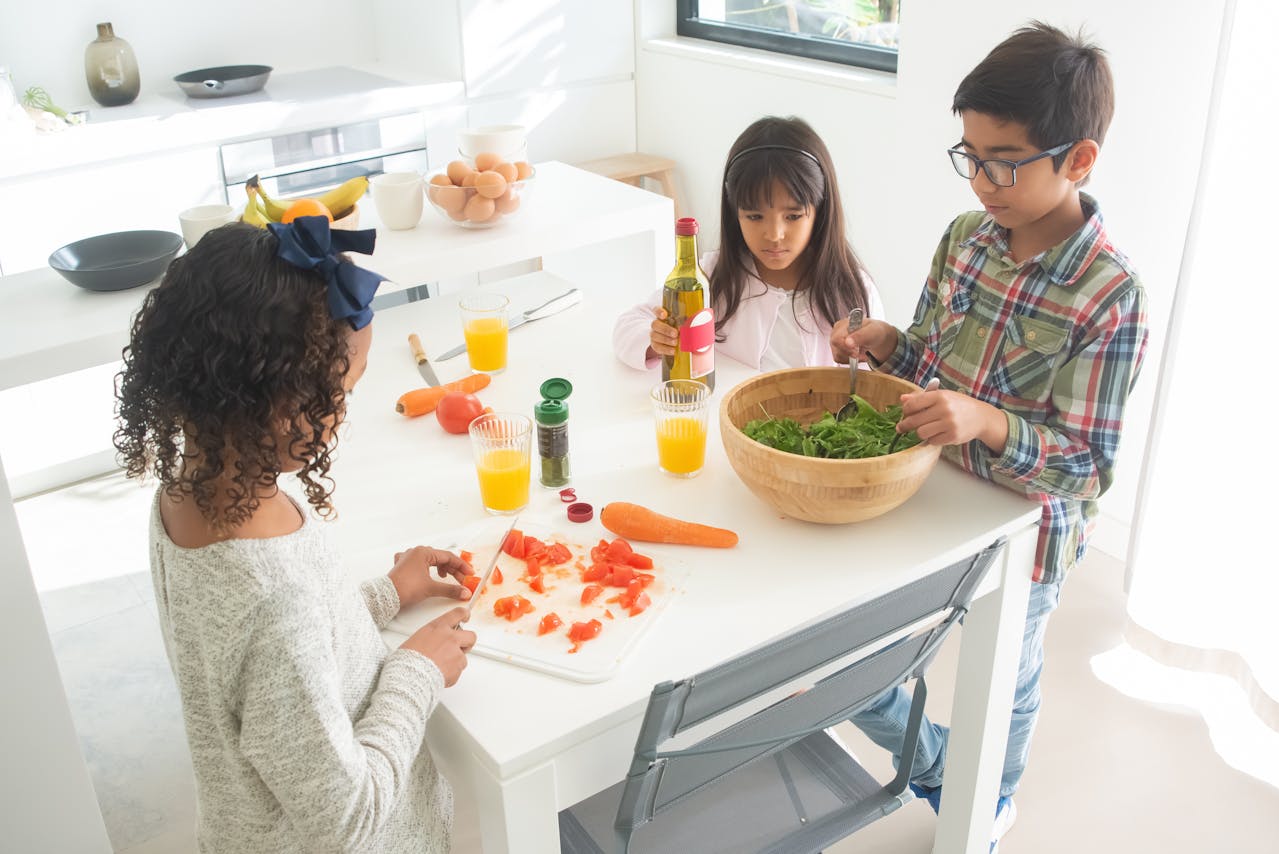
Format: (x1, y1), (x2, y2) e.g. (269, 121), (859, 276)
(514, 161), (532, 180)
(474, 171), (508, 200)
(494, 188), (521, 215)
(446, 160), (473, 185)
(495, 161), (518, 183)
(463, 193), (496, 222)
(461, 171), (478, 187)
(473, 151), (502, 172)
(429, 173), (454, 187)
(430, 183), (466, 215)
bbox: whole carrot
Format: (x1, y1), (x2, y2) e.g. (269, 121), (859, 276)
(600, 502), (738, 548)
(395, 373), (491, 417)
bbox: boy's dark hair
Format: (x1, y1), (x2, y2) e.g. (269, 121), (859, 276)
(114, 222), (353, 530)
(714, 115), (870, 334)
(953, 21), (1114, 177)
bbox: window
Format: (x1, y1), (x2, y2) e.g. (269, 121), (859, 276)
(677, 0), (899, 73)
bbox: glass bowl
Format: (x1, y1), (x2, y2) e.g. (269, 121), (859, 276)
(425, 165), (534, 229)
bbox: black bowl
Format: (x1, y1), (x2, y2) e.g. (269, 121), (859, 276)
(48, 231), (184, 292)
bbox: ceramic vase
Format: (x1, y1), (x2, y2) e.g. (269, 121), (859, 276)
(85, 22), (140, 107)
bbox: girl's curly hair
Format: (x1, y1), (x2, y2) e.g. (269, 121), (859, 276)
(114, 222), (354, 529)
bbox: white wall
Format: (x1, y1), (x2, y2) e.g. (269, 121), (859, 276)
(635, 0), (1224, 560)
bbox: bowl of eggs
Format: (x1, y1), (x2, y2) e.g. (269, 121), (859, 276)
(426, 153), (534, 228)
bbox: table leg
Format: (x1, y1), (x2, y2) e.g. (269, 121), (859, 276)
(469, 760), (561, 854)
(933, 524), (1035, 853)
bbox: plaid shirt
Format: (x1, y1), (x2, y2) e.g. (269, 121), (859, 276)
(881, 194), (1148, 584)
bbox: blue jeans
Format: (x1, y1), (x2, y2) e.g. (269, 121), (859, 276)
(851, 578), (1063, 798)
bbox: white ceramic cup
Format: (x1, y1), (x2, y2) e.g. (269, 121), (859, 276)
(178, 204), (236, 248)
(457, 125), (528, 163)
(370, 171), (425, 230)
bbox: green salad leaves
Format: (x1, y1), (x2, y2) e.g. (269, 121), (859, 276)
(743, 395), (920, 459)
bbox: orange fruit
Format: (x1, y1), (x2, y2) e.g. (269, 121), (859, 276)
(281, 198), (333, 223)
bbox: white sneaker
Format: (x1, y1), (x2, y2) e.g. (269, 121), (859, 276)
(990, 796), (1017, 853)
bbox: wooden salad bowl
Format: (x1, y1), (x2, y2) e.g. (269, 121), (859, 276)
(719, 367), (942, 524)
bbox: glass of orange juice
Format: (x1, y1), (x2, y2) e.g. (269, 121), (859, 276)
(651, 380), (710, 478)
(459, 292), (510, 374)
(469, 412), (532, 514)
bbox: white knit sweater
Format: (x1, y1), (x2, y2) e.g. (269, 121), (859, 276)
(150, 492), (452, 853)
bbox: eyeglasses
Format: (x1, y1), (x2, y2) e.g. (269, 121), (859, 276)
(946, 141), (1076, 188)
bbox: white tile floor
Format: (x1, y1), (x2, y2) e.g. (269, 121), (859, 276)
(18, 470), (1279, 853)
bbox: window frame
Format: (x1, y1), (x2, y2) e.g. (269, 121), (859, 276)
(675, 0), (899, 74)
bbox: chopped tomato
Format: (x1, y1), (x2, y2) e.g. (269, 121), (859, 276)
(581, 562), (608, 583)
(625, 552), (654, 569)
(492, 595), (534, 621)
(523, 536), (548, 559)
(524, 556), (543, 577)
(604, 609), (615, 620)
(538, 613), (563, 636)
(589, 539), (610, 563)
(604, 538), (633, 562)
(528, 574), (545, 594)
(568, 619), (603, 642)
(502, 529), (526, 558)
(634, 572), (656, 587)
(628, 593), (651, 617)
(461, 575), (480, 594)
(618, 578), (647, 610)
(459, 549), (474, 564)
(546, 543), (572, 566)
(491, 566), (503, 584)
(580, 584), (604, 605)
(607, 564), (635, 588)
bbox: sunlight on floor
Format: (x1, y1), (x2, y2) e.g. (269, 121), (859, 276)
(1092, 643), (1279, 790)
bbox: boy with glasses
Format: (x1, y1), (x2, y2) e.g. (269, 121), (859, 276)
(831, 21), (1149, 852)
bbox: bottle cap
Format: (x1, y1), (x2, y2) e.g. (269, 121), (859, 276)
(567, 502), (594, 523)
(675, 217), (699, 236)
(535, 377), (572, 425)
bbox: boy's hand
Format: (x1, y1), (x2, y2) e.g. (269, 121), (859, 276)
(896, 385), (1009, 454)
(831, 317), (896, 365)
(388, 547), (473, 609)
(648, 307), (679, 358)
(400, 608), (476, 687)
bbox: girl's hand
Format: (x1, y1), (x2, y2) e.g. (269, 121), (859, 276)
(648, 307), (679, 358)
(400, 608), (476, 687)
(895, 386), (1009, 454)
(831, 317), (895, 365)
(388, 547), (473, 609)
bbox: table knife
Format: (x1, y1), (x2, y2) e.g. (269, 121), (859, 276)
(407, 333), (441, 386)
(462, 516), (520, 622)
(435, 288), (583, 361)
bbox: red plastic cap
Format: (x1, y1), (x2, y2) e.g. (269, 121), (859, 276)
(675, 217), (699, 236)
(567, 502), (594, 523)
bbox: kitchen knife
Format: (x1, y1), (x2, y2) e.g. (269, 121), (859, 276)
(462, 516), (520, 621)
(407, 334), (441, 386)
(435, 288), (583, 361)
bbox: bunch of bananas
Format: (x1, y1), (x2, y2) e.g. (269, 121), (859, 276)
(241, 174), (369, 227)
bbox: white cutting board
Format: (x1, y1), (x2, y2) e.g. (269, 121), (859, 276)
(387, 514), (689, 683)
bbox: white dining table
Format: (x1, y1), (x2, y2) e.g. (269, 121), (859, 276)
(329, 270), (1041, 854)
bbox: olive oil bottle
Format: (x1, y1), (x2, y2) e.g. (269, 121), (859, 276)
(661, 217), (715, 390)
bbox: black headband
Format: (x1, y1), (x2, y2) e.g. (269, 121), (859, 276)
(726, 144), (823, 170)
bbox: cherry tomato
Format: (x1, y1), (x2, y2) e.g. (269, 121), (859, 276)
(435, 391), (485, 434)
(538, 613), (563, 636)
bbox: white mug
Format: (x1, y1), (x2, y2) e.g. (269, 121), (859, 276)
(370, 172), (425, 230)
(178, 204), (237, 248)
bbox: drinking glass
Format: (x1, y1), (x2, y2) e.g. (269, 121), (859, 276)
(459, 292), (510, 374)
(651, 380), (710, 478)
(469, 412), (531, 514)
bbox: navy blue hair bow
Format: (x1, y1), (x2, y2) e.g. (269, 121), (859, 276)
(268, 216), (383, 330)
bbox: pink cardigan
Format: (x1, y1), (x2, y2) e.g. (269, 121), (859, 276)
(612, 250), (884, 371)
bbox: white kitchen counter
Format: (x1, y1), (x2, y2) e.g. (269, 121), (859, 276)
(0, 65), (463, 180)
(0, 161), (672, 391)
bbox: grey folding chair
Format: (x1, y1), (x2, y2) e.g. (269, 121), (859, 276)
(559, 537), (1006, 854)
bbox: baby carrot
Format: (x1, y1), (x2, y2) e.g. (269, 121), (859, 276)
(395, 373), (491, 417)
(599, 502), (738, 548)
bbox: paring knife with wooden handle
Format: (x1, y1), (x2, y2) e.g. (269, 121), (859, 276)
(408, 333), (441, 386)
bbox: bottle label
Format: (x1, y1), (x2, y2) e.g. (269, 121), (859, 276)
(679, 309), (715, 379)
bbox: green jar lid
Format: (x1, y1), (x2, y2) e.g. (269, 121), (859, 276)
(535, 378), (572, 425)
(540, 377), (572, 401)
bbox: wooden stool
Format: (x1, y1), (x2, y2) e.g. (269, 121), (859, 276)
(574, 153), (683, 217)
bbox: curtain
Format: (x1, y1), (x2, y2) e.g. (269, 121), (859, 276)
(1099, 0), (1279, 787)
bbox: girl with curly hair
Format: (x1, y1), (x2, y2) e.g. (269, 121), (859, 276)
(116, 219), (474, 853)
